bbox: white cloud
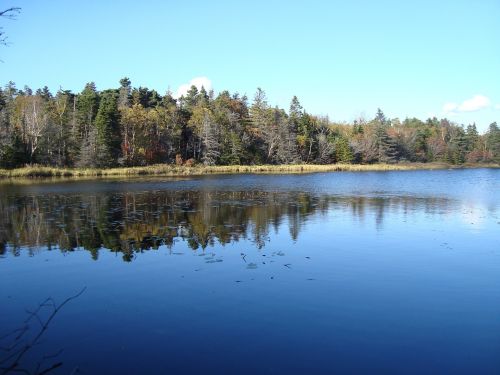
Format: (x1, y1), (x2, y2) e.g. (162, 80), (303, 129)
(495, 104), (500, 110)
(442, 102), (458, 113)
(174, 77), (212, 99)
(458, 95), (491, 112)
(443, 94), (491, 114)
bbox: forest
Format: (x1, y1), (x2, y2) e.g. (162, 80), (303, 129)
(0, 79), (499, 169)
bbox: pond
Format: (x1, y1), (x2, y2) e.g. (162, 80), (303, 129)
(1, 169), (499, 374)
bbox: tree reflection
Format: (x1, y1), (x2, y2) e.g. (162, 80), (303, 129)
(0, 190), (457, 261)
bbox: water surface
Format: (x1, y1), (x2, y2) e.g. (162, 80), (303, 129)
(1, 169), (499, 374)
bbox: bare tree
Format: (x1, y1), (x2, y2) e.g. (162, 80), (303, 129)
(276, 110), (299, 164)
(200, 110), (220, 165)
(351, 133), (377, 163)
(316, 131), (333, 164)
(22, 96), (48, 162)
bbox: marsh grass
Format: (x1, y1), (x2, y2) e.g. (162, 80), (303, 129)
(0, 162), (497, 180)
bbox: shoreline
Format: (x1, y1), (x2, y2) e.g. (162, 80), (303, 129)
(0, 162), (498, 180)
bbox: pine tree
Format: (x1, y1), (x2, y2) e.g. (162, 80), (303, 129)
(448, 128), (467, 164)
(289, 96), (302, 134)
(296, 113), (316, 162)
(465, 123), (479, 151)
(334, 137), (353, 163)
(76, 82), (99, 144)
(0, 133), (27, 168)
(93, 90), (121, 166)
(486, 122), (500, 163)
(375, 108), (387, 126)
(374, 125), (398, 163)
(181, 85), (199, 111)
(118, 77), (131, 109)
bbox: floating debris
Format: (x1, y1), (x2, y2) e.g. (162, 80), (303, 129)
(206, 259), (223, 264)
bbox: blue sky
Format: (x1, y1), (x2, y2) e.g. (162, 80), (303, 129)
(1, 0), (499, 132)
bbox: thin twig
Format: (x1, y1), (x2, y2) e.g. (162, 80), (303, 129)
(0, 8), (21, 19)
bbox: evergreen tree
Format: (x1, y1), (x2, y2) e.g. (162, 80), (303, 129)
(76, 82), (99, 143)
(375, 108), (387, 126)
(374, 124), (398, 163)
(0, 133), (27, 168)
(118, 77), (131, 109)
(334, 137), (353, 163)
(181, 85), (199, 111)
(465, 123), (479, 151)
(486, 122), (500, 163)
(289, 96), (302, 133)
(46, 89), (74, 166)
(297, 112), (316, 162)
(93, 90), (121, 166)
(447, 127), (467, 164)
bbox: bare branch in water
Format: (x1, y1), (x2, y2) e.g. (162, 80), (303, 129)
(0, 287), (86, 375)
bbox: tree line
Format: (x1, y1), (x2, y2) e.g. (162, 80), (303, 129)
(0, 79), (499, 168)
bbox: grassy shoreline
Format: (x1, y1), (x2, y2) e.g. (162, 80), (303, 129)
(0, 162), (498, 180)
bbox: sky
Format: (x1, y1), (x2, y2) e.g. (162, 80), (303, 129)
(1, 0), (499, 132)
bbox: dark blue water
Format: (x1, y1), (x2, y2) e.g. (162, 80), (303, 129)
(1, 169), (499, 374)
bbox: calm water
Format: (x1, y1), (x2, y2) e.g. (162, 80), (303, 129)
(0, 169), (499, 374)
